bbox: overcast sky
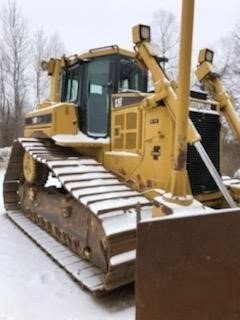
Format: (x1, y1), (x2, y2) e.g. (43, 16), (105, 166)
(1, 0), (240, 56)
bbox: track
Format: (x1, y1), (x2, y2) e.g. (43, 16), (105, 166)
(7, 210), (106, 294)
(3, 138), (153, 295)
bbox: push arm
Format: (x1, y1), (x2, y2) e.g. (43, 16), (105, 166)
(196, 49), (240, 142)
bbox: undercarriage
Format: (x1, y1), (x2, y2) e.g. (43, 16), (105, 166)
(4, 138), (152, 294)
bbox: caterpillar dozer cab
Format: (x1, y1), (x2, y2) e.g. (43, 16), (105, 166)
(3, 0), (240, 312)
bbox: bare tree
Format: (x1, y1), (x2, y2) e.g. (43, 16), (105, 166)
(0, 0), (30, 141)
(0, 49), (11, 146)
(31, 30), (65, 104)
(210, 25), (240, 144)
(46, 32), (65, 58)
(31, 29), (48, 104)
(205, 25), (240, 174)
(0, 1), (65, 146)
(215, 25), (240, 110)
(151, 9), (179, 79)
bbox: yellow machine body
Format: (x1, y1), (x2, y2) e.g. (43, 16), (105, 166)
(23, 38), (217, 204)
(105, 93), (174, 191)
(25, 102), (78, 137)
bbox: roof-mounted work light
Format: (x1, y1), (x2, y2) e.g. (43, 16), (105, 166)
(132, 24), (151, 44)
(198, 48), (214, 64)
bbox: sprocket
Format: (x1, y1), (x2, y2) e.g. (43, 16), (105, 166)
(23, 151), (49, 186)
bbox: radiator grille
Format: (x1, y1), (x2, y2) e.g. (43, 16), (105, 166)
(187, 110), (220, 195)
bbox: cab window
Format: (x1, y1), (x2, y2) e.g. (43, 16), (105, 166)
(62, 64), (81, 103)
(119, 58), (144, 92)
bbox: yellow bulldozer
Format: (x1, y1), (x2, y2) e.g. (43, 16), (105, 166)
(3, 0), (240, 318)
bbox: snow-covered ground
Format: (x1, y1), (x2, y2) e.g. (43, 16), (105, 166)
(0, 154), (135, 320)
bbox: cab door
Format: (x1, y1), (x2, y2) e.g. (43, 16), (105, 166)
(84, 58), (112, 138)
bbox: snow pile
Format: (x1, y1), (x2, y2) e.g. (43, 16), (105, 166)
(0, 168), (4, 213)
(53, 131), (109, 144)
(0, 146), (11, 168)
(234, 169), (240, 179)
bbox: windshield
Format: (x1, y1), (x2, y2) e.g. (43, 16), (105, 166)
(119, 58), (144, 92)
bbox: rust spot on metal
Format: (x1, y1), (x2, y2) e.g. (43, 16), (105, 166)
(61, 206), (72, 218)
(119, 167), (126, 176)
(175, 149), (187, 170)
(137, 174), (146, 191)
(153, 200), (173, 215)
(146, 180), (153, 188)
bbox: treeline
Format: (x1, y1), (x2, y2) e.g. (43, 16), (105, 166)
(0, 1), (65, 147)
